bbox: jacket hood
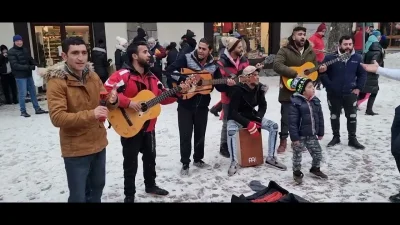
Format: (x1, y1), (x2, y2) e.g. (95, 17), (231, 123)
(40, 61), (94, 81)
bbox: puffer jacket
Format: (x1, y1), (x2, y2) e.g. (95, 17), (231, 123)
(289, 93), (324, 142)
(7, 45), (37, 78)
(91, 45), (109, 79)
(362, 42), (384, 94)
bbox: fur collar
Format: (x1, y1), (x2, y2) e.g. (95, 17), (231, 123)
(40, 61), (94, 80)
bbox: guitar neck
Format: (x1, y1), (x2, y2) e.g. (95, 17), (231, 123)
(308, 57), (342, 73)
(211, 76), (243, 85)
(146, 86), (181, 108)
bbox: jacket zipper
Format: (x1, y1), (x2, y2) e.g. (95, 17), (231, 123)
(306, 101), (316, 135)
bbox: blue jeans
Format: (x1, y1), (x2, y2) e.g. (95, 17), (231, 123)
(227, 118), (279, 162)
(63, 149), (106, 203)
(15, 77), (39, 112)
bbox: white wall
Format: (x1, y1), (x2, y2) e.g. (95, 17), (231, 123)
(156, 23), (204, 47)
(0, 23), (15, 49)
(104, 23), (127, 61)
(280, 23), (298, 40)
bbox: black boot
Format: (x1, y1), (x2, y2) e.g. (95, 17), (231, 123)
(209, 102), (222, 117)
(389, 192), (400, 203)
(365, 94), (378, 115)
(209, 107), (219, 117)
(327, 118), (341, 147)
(327, 136), (341, 147)
(348, 120), (365, 149)
(35, 108), (49, 114)
(145, 185), (169, 196)
(348, 135), (365, 149)
(219, 143), (230, 158)
(21, 111), (31, 117)
(124, 196), (135, 203)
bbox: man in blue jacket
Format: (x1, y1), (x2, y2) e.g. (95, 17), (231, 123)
(320, 35), (367, 149)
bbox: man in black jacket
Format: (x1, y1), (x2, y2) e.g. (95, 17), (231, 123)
(8, 35), (47, 117)
(165, 38), (235, 176)
(226, 66), (286, 176)
(320, 35), (366, 149)
(91, 39), (111, 84)
(177, 30), (197, 59)
(0, 45), (18, 104)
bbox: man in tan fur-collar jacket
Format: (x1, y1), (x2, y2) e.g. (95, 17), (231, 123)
(42, 37), (119, 203)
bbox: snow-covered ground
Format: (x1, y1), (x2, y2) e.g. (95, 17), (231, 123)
(1, 53), (400, 202)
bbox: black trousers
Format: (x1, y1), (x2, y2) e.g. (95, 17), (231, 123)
(327, 93), (358, 137)
(392, 106), (400, 174)
(279, 102), (291, 139)
(177, 105), (209, 165)
(1, 73), (18, 104)
(121, 130), (157, 197)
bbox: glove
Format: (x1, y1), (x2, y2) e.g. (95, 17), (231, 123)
(247, 121), (260, 138)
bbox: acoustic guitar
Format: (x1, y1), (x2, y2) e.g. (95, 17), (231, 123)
(107, 77), (195, 138)
(172, 68), (257, 100)
(281, 53), (350, 91)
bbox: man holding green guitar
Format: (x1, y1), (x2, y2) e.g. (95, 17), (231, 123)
(273, 26), (327, 154)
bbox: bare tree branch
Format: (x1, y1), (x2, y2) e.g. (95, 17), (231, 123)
(327, 23), (353, 52)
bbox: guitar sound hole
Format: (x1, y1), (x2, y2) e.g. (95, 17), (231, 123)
(197, 80), (203, 86)
(141, 103), (148, 112)
(303, 70), (310, 75)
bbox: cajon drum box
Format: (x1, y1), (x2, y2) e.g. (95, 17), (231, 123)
(236, 128), (264, 167)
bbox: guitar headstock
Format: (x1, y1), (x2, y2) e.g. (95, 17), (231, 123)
(263, 54), (276, 65)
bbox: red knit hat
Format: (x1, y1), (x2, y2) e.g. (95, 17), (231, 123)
(317, 23), (327, 32)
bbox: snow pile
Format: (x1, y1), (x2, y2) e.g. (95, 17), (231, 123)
(1, 59), (400, 202)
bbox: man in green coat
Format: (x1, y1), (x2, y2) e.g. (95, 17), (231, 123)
(273, 26), (326, 153)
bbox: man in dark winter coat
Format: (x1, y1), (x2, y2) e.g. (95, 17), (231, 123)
(320, 35), (366, 149)
(8, 35), (48, 117)
(0, 45), (18, 104)
(114, 36), (129, 70)
(166, 42), (178, 67)
(148, 37), (166, 81)
(227, 66), (286, 176)
(133, 28), (147, 43)
(272, 26), (325, 153)
(91, 39), (111, 84)
(165, 38), (236, 176)
(177, 30), (197, 59)
(360, 30), (384, 115)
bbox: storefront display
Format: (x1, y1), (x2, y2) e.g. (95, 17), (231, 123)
(212, 22), (269, 56)
(31, 23), (93, 67)
(379, 22), (400, 47)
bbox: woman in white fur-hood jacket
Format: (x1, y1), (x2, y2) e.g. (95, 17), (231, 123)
(114, 36), (130, 70)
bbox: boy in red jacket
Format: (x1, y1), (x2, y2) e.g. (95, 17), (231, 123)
(309, 23), (327, 90)
(105, 41), (189, 203)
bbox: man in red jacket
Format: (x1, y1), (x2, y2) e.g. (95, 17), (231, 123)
(309, 23), (326, 90)
(105, 41), (189, 203)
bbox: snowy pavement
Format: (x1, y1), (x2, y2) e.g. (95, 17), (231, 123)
(1, 54), (400, 202)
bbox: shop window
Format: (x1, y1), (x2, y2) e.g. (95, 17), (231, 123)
(33, 26), (62, 67)
(66, 26), (91, 54)
(379, 22), (400, 48)
(212, 22), (268, 57)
